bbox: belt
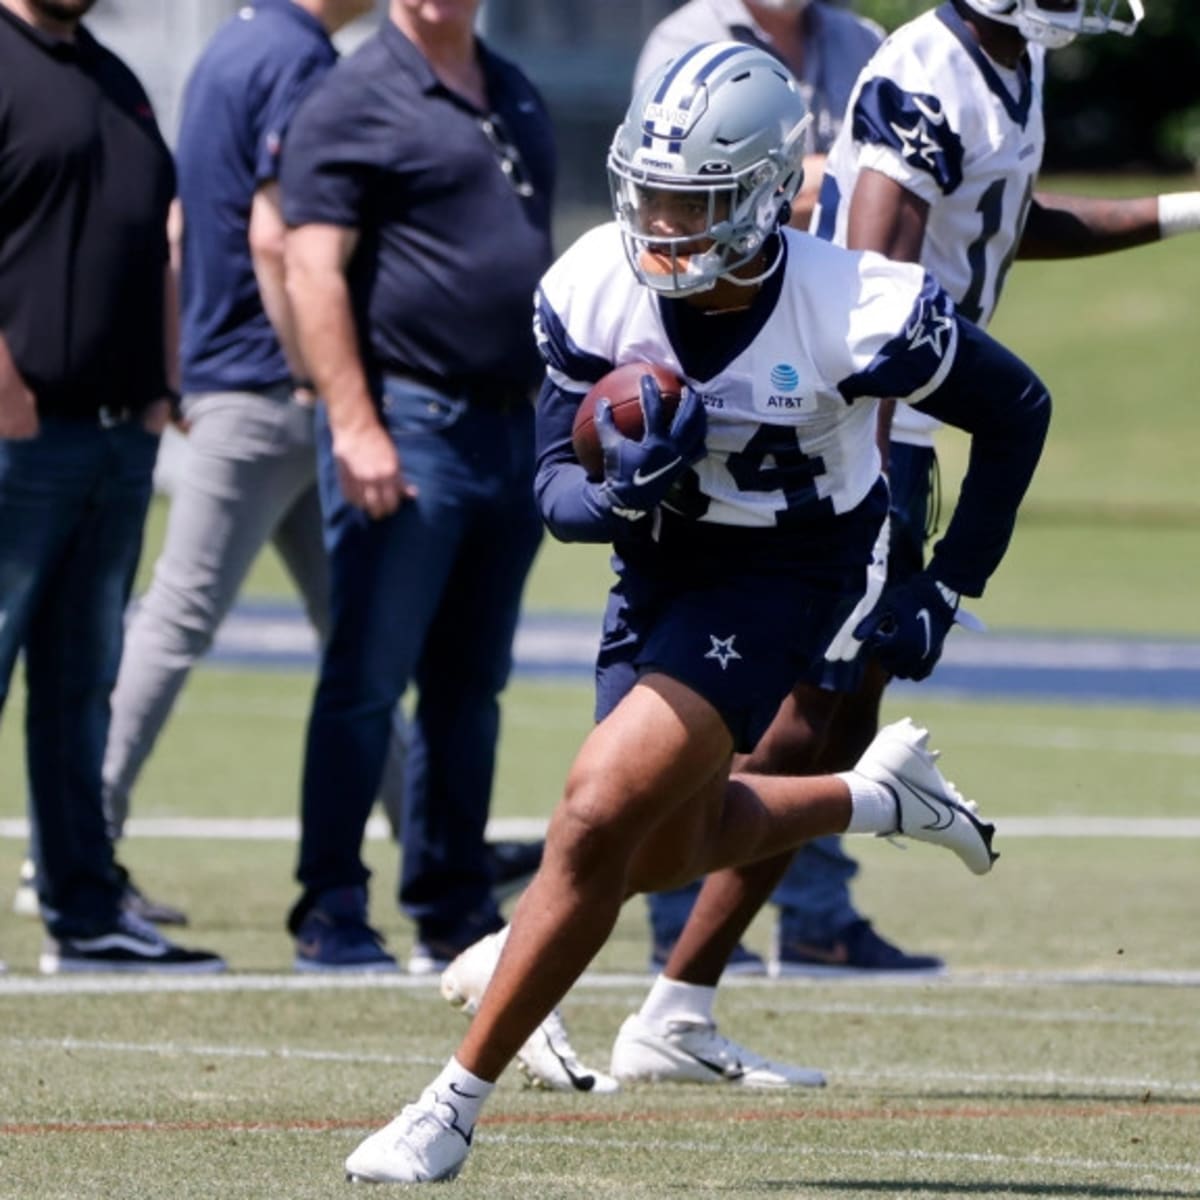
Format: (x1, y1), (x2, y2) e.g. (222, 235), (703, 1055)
(39, 403), (139, 428)
(385, 369), (533, 413)
(97, 405), (136, 428)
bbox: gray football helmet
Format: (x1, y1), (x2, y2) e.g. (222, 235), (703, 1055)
(608, 41), (811, 297)
(959, 0), (1143, 49)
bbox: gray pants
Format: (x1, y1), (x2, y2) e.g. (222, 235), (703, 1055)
(103, 387), (405, 838)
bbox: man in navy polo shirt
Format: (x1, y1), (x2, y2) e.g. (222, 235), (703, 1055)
(280, 0), (553, 976)
(0, 0), (222, 972)
(96, 0), (397, 937)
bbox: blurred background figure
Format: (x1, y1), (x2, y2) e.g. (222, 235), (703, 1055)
(96, 0), (382, 928)
(0, 0), (222, 973)
(279, 0), (555, 973)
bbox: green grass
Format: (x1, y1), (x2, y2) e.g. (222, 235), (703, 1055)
(2, 177), (1199, 1197)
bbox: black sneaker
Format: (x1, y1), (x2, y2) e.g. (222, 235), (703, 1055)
(772, 918), (944, 977)
(485, 839), (544, 902)
(114, 862), (189, 927)
(39, 911), (226, 975)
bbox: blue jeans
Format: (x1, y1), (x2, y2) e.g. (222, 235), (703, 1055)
(0, 416), (159, 938)
(296, 378), (542, 938)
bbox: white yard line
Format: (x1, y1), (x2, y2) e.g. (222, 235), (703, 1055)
(1, 1031), (1197, 1100)
(3, 814), (1200, 841)
(2, 966), (1199, 997)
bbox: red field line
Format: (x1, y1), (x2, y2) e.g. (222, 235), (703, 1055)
(4, 1098), (1198, 1138)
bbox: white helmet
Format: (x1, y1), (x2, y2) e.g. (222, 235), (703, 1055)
(608, 41), (811, 296)
(959, 0), (1143, 49)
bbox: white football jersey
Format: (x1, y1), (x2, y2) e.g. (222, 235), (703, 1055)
(535, 222), (957, 529)
(813, 3), (1045, 444)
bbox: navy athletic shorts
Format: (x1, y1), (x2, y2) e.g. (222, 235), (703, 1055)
(593, 482), (888, 753)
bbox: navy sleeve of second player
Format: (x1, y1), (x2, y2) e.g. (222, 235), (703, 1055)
(912, 314), (1051, 597)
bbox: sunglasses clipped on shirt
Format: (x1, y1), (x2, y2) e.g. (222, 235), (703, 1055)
(477, 112), (535, 198)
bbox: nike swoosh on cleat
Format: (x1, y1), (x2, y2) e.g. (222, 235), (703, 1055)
(891, 778), (957, 832)
(681, 1050), (744, 1081)
(631, 456), (683, 487)
(546, 1043), (596, 1091)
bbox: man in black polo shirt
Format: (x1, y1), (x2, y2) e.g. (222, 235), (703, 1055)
(280, 0), (552, 979)
(0, 0), (223, 973)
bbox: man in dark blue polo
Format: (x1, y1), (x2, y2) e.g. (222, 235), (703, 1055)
(98, 0), (387, 936)
(0, 0), (222, 972)
(280, 0), (554, 975)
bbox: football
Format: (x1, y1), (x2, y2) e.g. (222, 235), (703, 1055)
(571, 362), (684, 480)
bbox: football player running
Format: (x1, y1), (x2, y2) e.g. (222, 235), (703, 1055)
(644, 0), (1200, 1025)
(344, 41), (1051, 1184)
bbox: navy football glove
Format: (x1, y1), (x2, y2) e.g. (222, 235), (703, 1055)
(853, 572), (960, 682)
(595, 374), (706, 519)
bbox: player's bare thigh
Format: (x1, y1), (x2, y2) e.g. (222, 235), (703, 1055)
(546, 671), (735, 889)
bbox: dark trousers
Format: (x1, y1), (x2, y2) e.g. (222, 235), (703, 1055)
(297, 377), (542, 938)
(0, 416), (158, 937)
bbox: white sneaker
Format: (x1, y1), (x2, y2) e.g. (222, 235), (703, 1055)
(345, 1089), (472, 1184)
(517, 1009), (621, 1094)
(439, 928), (505, 1015)
(441, 929), (620, 1095)
(854, 717), (998, 876)
(609, 1013), (826, 1089)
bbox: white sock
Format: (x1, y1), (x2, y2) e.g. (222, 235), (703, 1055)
(837, 770), (899, 835)
(637, 974), (717, 1033)
(426, 1056), (494, 1131)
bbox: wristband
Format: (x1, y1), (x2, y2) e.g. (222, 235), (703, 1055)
(1158, 191), (1200, 239)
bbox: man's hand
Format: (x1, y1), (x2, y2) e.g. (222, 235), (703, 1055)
(595, 374), (706, 517)
(141, 397), (175, 436)
(332, 418), (415, 519)
(854, 571), (959, 681)
(0, 369), (38, 440)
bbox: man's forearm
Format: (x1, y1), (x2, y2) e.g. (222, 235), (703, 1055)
(288, 264), (377, 433)
(1020, 192), (1163, 258)
(250, 185), (309, 383)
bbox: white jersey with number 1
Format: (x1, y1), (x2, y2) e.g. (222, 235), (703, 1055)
(812, 1), (1046, 445)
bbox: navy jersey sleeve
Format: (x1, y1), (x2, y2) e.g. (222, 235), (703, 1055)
(851, 77), (964, 195)
(534, 377), (634, 543)
(913, 315), (1051, 595)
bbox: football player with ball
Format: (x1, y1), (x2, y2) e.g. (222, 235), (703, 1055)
(346, 40), (1052, 1183)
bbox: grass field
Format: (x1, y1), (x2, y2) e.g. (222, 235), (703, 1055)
(1, 180), (1199, 1197)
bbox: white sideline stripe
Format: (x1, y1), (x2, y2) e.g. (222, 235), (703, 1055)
(2, 1035), (1198, 1100)
(3, 815), (1200, 840)
(3, 966), (1199, 997)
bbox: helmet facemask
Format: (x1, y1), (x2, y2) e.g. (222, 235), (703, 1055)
(607, 42), (812, 297)
(962, 0), (1143, 49)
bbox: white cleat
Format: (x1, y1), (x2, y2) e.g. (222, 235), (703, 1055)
(609, 1014), (826, 1089)
(854, 717), (998, 875)
(516, 1009), (621, 1094)
(345, 1089), (472, 1184)
(441, 928), (621, 1095)
(439, 928), (504, 1016)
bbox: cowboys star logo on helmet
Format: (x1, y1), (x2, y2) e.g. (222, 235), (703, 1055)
(607, 42), (813, 297)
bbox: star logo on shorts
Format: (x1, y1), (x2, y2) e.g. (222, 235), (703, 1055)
(705, 634), (742, 670)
